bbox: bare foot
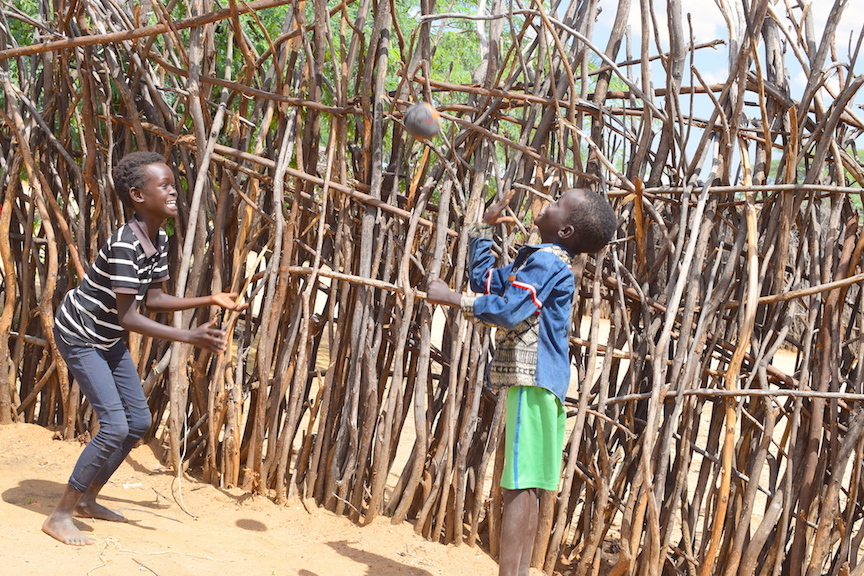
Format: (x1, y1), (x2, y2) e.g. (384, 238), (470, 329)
(74, 500), (127, 522)
(42, 514), (94, 546)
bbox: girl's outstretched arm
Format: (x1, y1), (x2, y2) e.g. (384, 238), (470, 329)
(144, 283), (248, 313)
(117, 293), (228, 353)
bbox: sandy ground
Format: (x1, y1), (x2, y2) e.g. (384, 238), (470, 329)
(0, 423), (502, 576)
(0, 319), (801, 576)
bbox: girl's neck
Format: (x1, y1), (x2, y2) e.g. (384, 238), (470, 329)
(133, 213), (164, 242)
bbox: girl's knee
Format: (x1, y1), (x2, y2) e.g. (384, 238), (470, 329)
(128, 410), (152, 439)
(97, 420), (130, 446)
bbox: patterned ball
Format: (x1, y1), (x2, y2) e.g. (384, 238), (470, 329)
(403, 102), (441, 139)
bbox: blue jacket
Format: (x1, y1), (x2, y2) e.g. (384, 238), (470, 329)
(460, 224), (575, 402)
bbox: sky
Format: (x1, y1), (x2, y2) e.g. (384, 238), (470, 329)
(417, 1), (863, 179)
(588, 0), (864, 179)
(594, 0), (862, 105)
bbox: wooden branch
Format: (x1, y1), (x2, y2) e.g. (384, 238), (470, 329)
(0, 0), (296, 61)
(724, 272), (864, 308)
(4, 1), (864, 574)
(602, 388), (864, 404)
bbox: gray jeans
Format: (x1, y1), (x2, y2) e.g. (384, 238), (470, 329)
(53, 327), (151, 493)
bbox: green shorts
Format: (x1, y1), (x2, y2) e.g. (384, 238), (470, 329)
(501, 386), (566, 491)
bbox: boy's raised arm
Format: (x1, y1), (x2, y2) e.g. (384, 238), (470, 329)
(483, 188), (516, 226)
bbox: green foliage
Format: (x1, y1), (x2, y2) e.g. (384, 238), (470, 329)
(6, 0), (38, 46)
(3, 0), (39, 86)
(385, 2), (485, 98)
(210, 6), (293, 85)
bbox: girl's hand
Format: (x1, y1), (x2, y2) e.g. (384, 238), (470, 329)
(483, 188), (517, 226)
(211, 292), (249, 311)
(187, 318), (228, 353)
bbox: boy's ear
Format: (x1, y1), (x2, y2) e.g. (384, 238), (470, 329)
(558, 224), (575, 240)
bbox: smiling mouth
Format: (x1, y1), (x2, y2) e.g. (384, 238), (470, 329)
(167, 199), (177, 208)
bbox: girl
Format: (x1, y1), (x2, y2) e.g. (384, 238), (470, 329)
(43, 151), (246, 545)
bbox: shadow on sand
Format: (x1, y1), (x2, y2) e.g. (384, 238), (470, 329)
(2, 477), (172, 531)
(326, 539), (434, 576)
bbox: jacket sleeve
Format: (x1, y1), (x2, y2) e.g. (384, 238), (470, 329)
(466, 224), (505, 295)
(464, 250), (572, 330)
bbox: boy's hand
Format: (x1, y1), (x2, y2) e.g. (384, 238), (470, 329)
(483, 188), (517, 226)
(426, 278), (462, 308)
(188, 318), (229, 353)
(211, 292), (249, 311)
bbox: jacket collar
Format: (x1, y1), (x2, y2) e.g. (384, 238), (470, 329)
(529, 242), (573, 262)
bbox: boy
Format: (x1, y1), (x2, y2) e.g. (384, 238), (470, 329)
(426, 187), (617, 576)
(43, 151), (247, 546)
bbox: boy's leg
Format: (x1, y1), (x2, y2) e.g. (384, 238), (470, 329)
(500, 487), (540, 576)
(77, 342), (151, 521)
(501, 387), (565, 491)
(499, 386), (566, 575)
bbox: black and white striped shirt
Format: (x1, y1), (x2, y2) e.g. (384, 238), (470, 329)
(55, 218), (170, 350)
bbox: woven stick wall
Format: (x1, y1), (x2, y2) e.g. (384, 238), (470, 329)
(2, 1), (864, 575)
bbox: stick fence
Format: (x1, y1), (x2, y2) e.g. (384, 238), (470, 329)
(2, 1), (864, 575)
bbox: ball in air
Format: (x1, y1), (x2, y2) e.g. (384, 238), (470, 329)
(403, 102), (441, 140)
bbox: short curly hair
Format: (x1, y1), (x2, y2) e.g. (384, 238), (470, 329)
(113, 151), (167, 206)
(565, 189), (617, 254)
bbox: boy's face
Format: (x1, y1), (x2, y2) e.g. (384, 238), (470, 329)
(534, 188), (584, 245)
(131, 163), (177, 220)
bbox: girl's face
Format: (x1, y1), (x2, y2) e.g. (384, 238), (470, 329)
(132, 163), (177, 220)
